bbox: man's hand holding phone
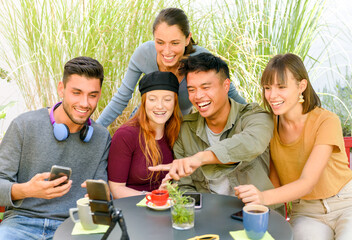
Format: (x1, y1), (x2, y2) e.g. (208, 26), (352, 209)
(48, 165), (72, 186)
(30, 165), (72, 199)
(29, 171), (72, 199)
(11, 171), (72, 200)
(29, 165), (72, 199)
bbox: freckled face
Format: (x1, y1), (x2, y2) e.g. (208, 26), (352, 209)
(145, 90), (176, 128)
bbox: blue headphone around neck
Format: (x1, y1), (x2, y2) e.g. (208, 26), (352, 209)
(49, 102), (94, 142)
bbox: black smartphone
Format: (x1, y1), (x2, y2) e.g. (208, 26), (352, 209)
(86, 179), (112, 225)
(231, 210), (243, 221)
(182, 192), (202, 209)
(48, 165), (72, 186)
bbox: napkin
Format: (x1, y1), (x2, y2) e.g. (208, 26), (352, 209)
(230, 230), (274, 240)
(136, 197), (147, 207)
(71, 222), (109, 235)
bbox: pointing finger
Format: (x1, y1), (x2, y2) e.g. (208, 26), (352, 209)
(148, 163), (172, 172)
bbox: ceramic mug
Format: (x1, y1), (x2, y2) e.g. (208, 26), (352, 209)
(243, 204), (269, 240)
(146, 190), (169, 206)
(69, 197), (98, 230)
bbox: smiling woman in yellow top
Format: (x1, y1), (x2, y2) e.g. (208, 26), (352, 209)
(235, 53), (352, 240)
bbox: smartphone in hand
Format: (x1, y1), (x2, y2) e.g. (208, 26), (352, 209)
(48, 165), (72, 187)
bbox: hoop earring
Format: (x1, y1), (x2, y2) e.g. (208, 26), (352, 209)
(298, 93), (305, 103)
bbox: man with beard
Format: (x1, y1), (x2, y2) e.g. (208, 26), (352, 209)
(0, 56), (110, 239)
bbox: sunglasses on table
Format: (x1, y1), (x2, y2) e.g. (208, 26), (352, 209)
(187, 234), (220, 240)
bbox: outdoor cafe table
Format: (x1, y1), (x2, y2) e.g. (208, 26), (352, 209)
(54, 193), (293, 240)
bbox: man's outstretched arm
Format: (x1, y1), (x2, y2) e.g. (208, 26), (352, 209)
(149, 151), (222, 180)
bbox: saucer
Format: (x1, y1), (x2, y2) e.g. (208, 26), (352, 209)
(146, 199), (171, 211)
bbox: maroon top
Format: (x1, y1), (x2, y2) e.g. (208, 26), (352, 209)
(108, 124), (174, 191)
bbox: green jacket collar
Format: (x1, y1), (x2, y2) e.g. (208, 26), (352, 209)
(184, 98), (245, 143)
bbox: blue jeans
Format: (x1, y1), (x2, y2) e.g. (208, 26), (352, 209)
(0, 215), (63, 240)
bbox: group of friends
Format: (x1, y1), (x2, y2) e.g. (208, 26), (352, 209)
(0, 7), (351, 240)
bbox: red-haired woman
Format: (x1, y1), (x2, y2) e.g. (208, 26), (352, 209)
(108, 71), (181, 198)
(96, 7), (245, 128)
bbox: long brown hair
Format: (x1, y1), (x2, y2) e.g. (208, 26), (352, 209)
(128, 93), (181, 180)
(261, 53), (321, 114)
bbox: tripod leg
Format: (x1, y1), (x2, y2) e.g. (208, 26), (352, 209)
(100, 221), (117, 240)
(100, 209), (129, 240)
(117, 214), (129, 240)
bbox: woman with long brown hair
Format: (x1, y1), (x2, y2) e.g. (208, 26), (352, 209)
(108, 71), (181, 198)
(235, 53), (352, 239)
(96, 7), (245, 128)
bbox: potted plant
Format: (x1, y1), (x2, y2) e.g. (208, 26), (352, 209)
(167, 182), (195, 230)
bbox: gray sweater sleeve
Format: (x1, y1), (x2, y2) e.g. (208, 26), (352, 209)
(91, 130), (110, 182)
(0, 120), (24, 207)
(228, 82), (246, 104)
(0, 109), (112, 221)
(97, 41), (246, 127)
(96, 41), (158, 127)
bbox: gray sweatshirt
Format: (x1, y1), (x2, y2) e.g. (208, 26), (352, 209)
(0, 108), (110, 221)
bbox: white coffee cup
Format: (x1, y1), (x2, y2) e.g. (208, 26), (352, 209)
(69, 197), (97, 230)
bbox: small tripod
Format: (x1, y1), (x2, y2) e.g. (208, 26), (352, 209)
(90, 199), (129, 240)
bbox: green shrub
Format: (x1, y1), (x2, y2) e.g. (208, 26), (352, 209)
(0, 0), (327, 133)
(320, 73), (352, 136)
(0, 101), (15, 120)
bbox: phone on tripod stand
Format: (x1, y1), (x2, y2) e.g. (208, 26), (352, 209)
(86, 179), (130, 240)
(86, 179), (112, 225)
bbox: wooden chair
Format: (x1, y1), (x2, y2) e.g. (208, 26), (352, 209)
(344, 137), (352, 168)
